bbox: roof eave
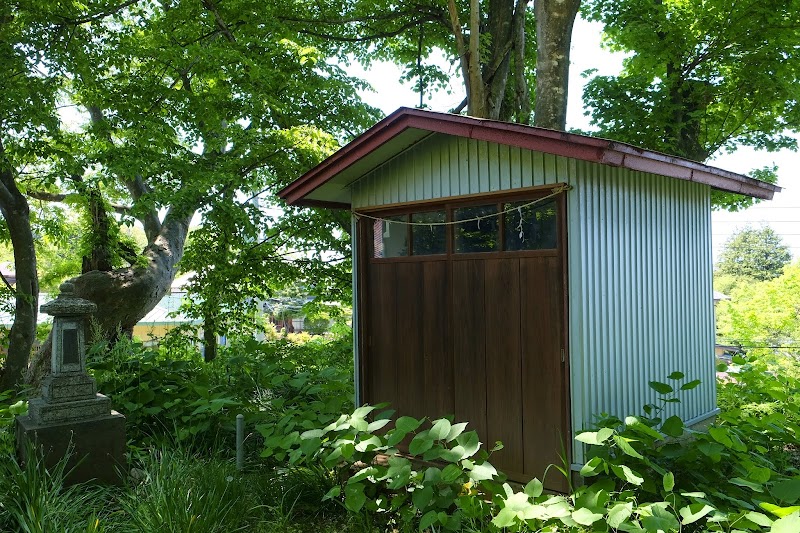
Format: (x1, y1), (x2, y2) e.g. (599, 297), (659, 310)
(279, 108), (781, 206)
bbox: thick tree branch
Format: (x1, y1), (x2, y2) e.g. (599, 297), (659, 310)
(26, 190), (132, 216)
(200, 0), (236, 43)
(124, 175), (162, 241)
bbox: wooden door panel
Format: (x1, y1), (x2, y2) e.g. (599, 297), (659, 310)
(422, 261), (453, 419)
(395, 262), (425, 419)
(484, 258), (524, 474)
(366, 263), (398, 406)
(451, 259), (488, 441)
(520, 256), (567, 491)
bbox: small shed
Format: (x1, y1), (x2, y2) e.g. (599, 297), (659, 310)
(279, 108), (779, 489)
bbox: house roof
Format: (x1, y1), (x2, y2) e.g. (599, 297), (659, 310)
(279, 107), (781, 207)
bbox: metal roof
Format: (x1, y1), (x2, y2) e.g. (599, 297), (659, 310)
(279, 107), (780, 207)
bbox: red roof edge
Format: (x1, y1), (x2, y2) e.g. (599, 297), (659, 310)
(279, 107), (781, 206)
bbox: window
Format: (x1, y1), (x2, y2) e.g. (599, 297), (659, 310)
(503, 199), (557, 251)
(454, 205), (500, 253)
(373, 216), (407, 258)
(412, 211), (446, 255)
(368, 194), (558, 259)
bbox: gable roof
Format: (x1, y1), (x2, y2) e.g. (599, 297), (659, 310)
(279, 107), (781, 207)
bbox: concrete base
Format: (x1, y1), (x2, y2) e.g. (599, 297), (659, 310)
(16, 411), (127, 486)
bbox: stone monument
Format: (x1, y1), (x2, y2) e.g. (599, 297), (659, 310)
(16, 282), (126, 485)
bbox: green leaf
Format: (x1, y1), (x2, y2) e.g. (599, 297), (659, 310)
(576, 427), (614, 445)
(732, 355), (747, 365)
(524, 478), (543, 498)
(491, 506), (517, 528)
(344, 483), (366, 512)
(354, 435), (382, 452)
(8, 400), (27, 416)
(667, 371), (685, 380)
(367, 419), (390, 432)
(679, 503), (715, 524)
(708, 426), (733, 448)
(409, 432), (434, 455)
(352, 405), (376, 419)
(731, 477), (764, 492)
(387, 428), (409, 447)
(649, 381), (674, 394)
(772, 512), (800, 533)
(625, 416), (664, 440)
(607, 502), (634, 528)
(744, 511), (773, 527)
(419, 510), (438, 531)
(580, 457), (606, 477)
(641, 506), (680, 532)
(663, 471), (675, 492)
(680, 379), (702, 390)
(429, 418), (452, 441)
(412, 484), (434, 511)
(614, 435), (644, 459)
(772, 479), (800, 504)
(396, 416), (423, 433)
(440, 464), (463, 484)
(749, 465), (772, 484)
(301, 428), (325, 439)
(455, 431), (481, 458)
(445, 422), (468, 442)
(610, 464), (644, 485)
(322, 485), (341, 501)
(467, 461), (497, 482)
(660, 415), (684, 438)
(760, 502), (800, 518)
(572, 507), (603, 526)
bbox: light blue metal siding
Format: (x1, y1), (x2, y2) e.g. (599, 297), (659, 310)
(350, 134), (564, 208)
(567, 162), (717, 464)
(348, 134), (717, 467)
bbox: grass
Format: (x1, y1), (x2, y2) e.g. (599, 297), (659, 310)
(0, 439), (367, 533)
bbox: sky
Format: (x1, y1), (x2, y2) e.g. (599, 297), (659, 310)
(348, 17), (800, 263)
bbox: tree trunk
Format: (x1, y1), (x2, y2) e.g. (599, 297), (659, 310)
(533, 0), (581, 130)
(0, 141), (39, 391)
(25, 210), (192, 387)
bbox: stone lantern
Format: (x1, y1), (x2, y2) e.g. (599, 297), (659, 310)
(16, 282), (126, 485)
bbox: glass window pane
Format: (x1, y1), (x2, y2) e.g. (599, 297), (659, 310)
(412, 211), (446, 255)
(372, 216), (408, 257)
(504, 199), (557, 251)
(454, 205), (500, 253)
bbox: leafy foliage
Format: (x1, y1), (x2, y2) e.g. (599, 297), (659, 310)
(582, 0), (799, 209)
(716, 262), (800, 350)
(716, 226), (792, 282)
(88, 328), (353, 449)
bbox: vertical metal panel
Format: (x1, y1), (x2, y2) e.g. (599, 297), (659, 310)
(567, 161), (716, 465)
(351, 134), (563, 208)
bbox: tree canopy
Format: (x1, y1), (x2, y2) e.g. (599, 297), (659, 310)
(716, 226), (792, 282)
(2, 0), (378, 384)
(582, 0), (799, 209)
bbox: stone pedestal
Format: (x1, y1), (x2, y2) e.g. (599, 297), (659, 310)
(15, 282), (127, 486)
(16, 412), (126, 486)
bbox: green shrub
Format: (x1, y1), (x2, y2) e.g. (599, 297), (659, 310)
(87, 330), (354, 451)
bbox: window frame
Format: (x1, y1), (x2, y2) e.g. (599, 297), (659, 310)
(363, 188), (563, 263)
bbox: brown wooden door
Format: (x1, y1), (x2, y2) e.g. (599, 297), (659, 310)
(360, 197), (568, 491)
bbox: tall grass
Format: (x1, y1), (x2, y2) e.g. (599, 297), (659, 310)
(0, 442), (110, 533)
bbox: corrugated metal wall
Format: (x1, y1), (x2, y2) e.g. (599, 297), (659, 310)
(567, 161), (717, 464)
(348, 133), (718, 466)
(351, 134), (568, 208)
